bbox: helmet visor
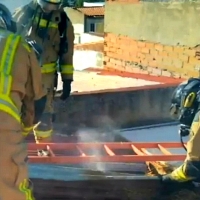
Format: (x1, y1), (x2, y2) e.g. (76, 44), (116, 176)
(38, 0), (61, 12)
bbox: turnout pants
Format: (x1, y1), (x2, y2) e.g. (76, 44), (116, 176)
(0, 113), (34, 200)
(34, 73), (55, 143)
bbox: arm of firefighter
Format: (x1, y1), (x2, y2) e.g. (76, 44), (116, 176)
(21, 95), (35, 137)
(28, 45), (47, 124)
(12, 5), (30, 34)
(29, 47), (46, 100)
(59, 18), (75, 81)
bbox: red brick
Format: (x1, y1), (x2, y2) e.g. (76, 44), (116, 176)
(182, 63), (195, 71)
(130, 53), (139, 62)
(137, 41), (146, 47)
(162, 57), (173, 67)
(168, 52), (178, 59)
(186, 69), (199, 78)
(172, 59), (183, 68)
(145, 42), (155, 48)
(188, 56), (200, 65)
(149, 49), (158, 57)
(154, 44), (163, 51)
(164, 45), (174, 52)
(162, 65), (184, 74)
(137, 52), (146, 60)
(173, 46), (185, 53)
(184, 49), (196, 56)
(178, 54), (189, 62)
(104, 46), (109, 52)
(141, 47), (150, 54)
(159, 51), (168, 57)
(148, 60), (158, 68)
(116, 49), (123, 54)
(140, 59), (148, 66)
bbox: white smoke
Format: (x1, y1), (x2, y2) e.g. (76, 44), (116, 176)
(76, 116), (119, 172)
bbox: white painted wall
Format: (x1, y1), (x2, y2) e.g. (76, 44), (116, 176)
(80, 33), (104, 43)
(73, 50), (103, 71)
(83, 2), (105, 7)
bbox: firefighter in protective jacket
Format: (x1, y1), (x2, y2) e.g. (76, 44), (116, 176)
(162, 78), (200, 183)
(0, 3), (46, 200)
(13, 0), (75, 154)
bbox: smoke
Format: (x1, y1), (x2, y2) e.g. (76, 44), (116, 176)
(76, 115), (119, 172)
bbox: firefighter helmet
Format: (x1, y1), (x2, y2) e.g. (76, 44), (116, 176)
(37, 0), (62, 12)
(0, 3), (16, 32)
(170, 78), (200, 127)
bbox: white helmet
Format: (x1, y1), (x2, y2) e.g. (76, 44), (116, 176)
(37, 0), (62, 12)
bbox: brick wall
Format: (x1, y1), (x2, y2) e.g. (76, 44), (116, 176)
(104, 1), (200, 79)
(104, 33), (200, 78)
(75, 41), (104, 52)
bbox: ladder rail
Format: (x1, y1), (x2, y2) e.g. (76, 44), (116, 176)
(27, 142), (186, 164)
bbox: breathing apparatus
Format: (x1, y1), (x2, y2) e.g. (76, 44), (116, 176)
(170, 78), (200, 151)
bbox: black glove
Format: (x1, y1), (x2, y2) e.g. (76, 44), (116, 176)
(179, 124), (190, 137)
(34, 95), (47, 124)
(60, 79), (72, 101)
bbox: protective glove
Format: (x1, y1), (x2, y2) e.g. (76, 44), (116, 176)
(162, 161), (200, 184)
(60, 79), (72, 101)
(179, 124), (190, 137)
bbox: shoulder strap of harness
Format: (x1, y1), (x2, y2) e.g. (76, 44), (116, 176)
(58, 11), (68, 55)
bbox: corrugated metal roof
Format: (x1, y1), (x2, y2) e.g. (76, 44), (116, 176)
(76, 6), (104, 16)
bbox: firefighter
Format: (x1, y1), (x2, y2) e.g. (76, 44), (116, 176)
(0, 3), (46, 200)
(13, 0), (75, 155)
(162, 78), (200, 183)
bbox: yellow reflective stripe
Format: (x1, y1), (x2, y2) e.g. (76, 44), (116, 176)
(0, 94), (20, 122)
(23, 126), (33, 132)
(0, 34), (21, 122)
(34, 129), (53, 138)
(0, 34), (19, 94)
(41, 63), (57, 73)
(22, 126), (33, 136)
(60, 65), (74, 74)
(19, 179), (34, 200)
(171, 165), (193, 182)
(34, 17), (58, 28)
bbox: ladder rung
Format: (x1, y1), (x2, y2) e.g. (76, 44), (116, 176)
(27, 142), (186, 164)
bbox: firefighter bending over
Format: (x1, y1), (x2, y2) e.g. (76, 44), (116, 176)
(13, 0), (75, 155)
(0, 3), (46, 200)
(162, 78), (200, 183)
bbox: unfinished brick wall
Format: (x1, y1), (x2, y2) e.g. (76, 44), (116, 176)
(75, 41), (104, 52)
(104, 1), (200, 79)
(104, 33), (200, 78)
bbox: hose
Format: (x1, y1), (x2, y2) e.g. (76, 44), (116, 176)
(180, 135), (187, 152)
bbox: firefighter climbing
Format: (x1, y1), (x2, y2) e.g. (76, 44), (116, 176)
(0, 3), (46, 200)
(162, 78), (200, 183)
(13, 0), (75, 156)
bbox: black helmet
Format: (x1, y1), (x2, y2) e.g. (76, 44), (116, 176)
(170, 78), (200, 127)
(0, 3), (16, 33)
